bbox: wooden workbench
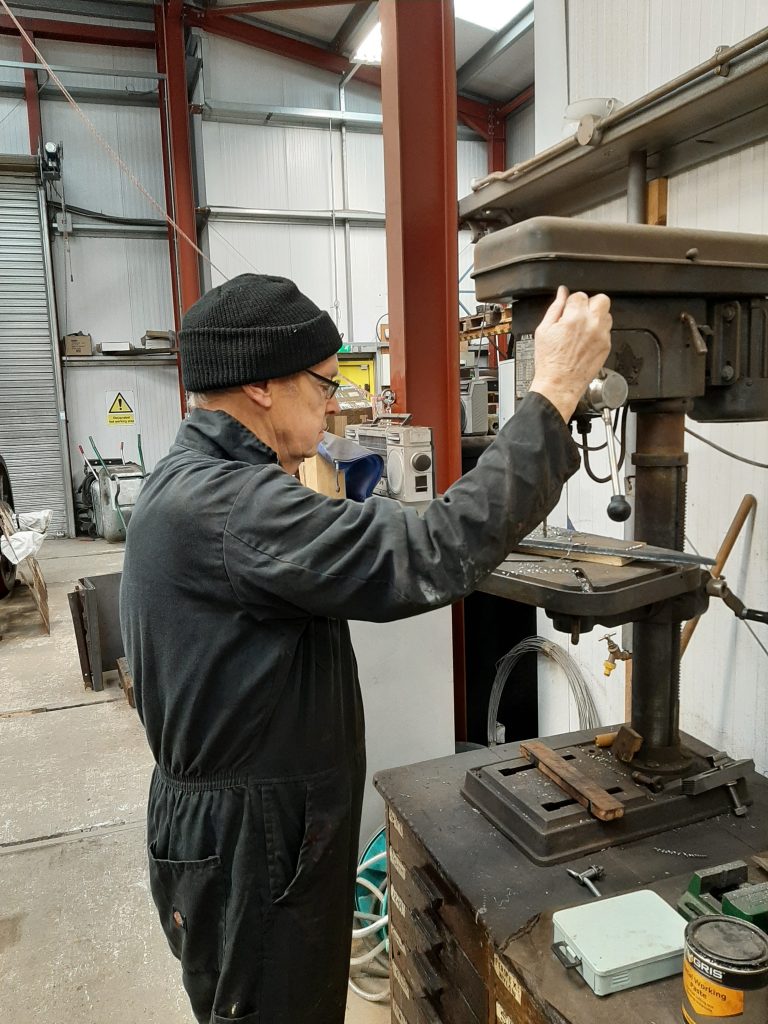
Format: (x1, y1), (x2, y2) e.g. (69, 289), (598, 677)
(374, 741), (768, 1024)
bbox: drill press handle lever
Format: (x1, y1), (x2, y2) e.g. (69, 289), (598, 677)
(581, 369), (632, 523)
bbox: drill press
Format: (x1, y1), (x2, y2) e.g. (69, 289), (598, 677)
(462, 217), (768, 864)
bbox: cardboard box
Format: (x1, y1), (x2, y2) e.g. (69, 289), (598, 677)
(64, 333), (93, 357)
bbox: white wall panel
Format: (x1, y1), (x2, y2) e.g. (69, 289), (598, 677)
(457, 139), (487, 197)
(567, 0), (768, 105)
(206, 220), (349, 336)
(345, 132), (385, 212)
(0, 37), (24, 85)
(506, 103), (535, 167)
(202, 121), (343, 211)
(40, 102), (165, 219)
(344, 81), (382, 116)
(348, 225), (387, 345)
(201, 34), (342, 110)
(51, 235), (174, 344)
(63, 360), (181, 483)
(0, 99), (30, 155)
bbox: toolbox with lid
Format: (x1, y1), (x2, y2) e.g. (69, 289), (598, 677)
(552, 889), (686, 996)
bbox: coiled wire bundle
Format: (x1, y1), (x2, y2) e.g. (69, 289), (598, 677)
(487, 636), (600, 746)
(349, 829), (390, 1003)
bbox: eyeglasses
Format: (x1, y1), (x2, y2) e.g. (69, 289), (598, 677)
(304, 369), (340, 400)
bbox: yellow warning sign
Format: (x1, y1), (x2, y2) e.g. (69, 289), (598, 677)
(106, 391), (136, 426)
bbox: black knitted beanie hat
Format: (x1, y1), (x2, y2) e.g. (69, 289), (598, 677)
(179, 274), (342, 391)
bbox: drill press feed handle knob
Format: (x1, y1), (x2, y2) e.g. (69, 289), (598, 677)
(579, 369), (632, 523)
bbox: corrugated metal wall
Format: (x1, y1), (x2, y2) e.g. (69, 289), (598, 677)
(63, 358), (181, 482)
(200, 35), (488, 343)
(534, 0), (768, 773)
(506, 102), (535, 167)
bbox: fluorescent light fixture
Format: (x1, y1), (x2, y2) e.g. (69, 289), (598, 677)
(454, 0), (530, 31)
(353, 21), (382, 65)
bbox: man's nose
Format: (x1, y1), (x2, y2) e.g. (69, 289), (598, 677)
(327, 396), (341, 414)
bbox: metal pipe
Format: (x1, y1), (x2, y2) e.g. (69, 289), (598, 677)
(471, 26), (768, 193)
(681, 494), (757, 656)
(203, 206), (385, 225)
(627, 150), (647, 225)
(0, 58), (164, 79)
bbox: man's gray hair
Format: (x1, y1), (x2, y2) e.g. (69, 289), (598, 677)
(187, 389), (237, 409)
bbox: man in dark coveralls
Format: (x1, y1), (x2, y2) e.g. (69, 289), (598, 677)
(120, 273), (611, 1024)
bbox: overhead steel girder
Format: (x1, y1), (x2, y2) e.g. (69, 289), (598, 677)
(206, 0), (354, 18)
(184, 5), (497, 137)
(331, 1), (377, 55)
(0, 14), (154, 47)
(457, 1), (533, 91)
(185, 6), (381, 87)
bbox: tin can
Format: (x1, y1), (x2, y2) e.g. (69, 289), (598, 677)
(682, 915), (768, 1023)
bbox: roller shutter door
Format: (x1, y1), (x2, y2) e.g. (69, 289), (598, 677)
(0, 170), (73, 535)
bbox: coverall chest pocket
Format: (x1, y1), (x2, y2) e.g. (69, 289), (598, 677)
(148, 842), (225, 975)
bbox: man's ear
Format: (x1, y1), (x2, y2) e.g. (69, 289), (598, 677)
(242, 381), (272, 409)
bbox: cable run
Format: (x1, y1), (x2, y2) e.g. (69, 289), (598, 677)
(685, 427), (768, 469)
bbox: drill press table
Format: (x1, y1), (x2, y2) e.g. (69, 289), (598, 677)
(374, 742), (768, 1024)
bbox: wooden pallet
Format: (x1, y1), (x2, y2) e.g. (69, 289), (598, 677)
(116, 656), (136, 709)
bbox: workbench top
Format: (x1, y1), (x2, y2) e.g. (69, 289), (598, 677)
(375, 741), (768, 1024)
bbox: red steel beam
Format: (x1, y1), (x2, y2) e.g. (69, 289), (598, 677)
(20, 32), (42, 156)
(0, 15), (154, 48)
(379, 0), (466, 737)
(207, 0), (353, 17)
(159, 0), (200, 414)
(185, 6), (382, 88)
(497, 83), (534, 119)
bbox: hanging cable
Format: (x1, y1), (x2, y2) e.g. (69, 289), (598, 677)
(581, 407), (627, 483)
(487, 636), (600, 746)
(685, 427), (768, 470)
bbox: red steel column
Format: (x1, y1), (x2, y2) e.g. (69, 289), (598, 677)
(20, 32), (42, 155)
(158, 0), (200, 413)
(161, 0), (199, 314)
(380, 0), (460, 490)
(154, 4), (181, 336)
(380, 0), (465, 739)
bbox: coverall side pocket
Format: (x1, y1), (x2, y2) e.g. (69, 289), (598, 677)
(261, 781), (309, 904)
(147, 842), (225, 975)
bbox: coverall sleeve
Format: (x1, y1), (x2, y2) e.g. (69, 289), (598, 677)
(223, 392), (581, 623)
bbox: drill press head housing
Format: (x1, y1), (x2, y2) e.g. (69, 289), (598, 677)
(472, 217), (768, 421)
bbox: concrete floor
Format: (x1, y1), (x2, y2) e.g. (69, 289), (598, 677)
(0, 538), (390, 1024)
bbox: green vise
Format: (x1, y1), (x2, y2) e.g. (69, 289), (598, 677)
(678, 860), (768, 933)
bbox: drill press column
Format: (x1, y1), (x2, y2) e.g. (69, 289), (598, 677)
(631, 409), (690, 769)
